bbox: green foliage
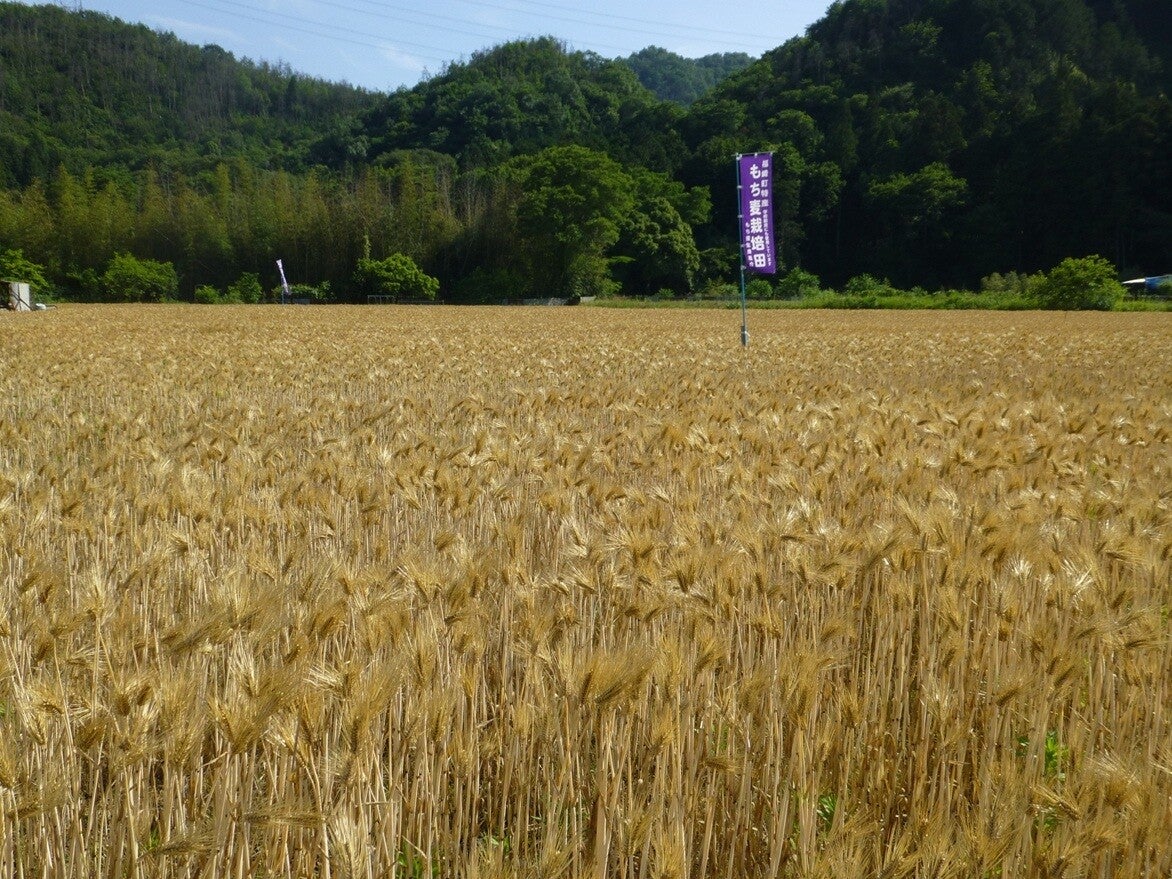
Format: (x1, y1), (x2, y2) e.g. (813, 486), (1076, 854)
(613, 169), (705, 296)
(1043, 730), (1068, 781)
(697, 248), (738, 290)
(365, 38), (668, 170)
(1113, 297), (1172, 312)
(866, 163), (968, 232)
(288, 282), (334, 303)
(0, 248), (50, 297)
(1016, 730), (1069, 832)
(816, 793), (838, 833)
(506, 146), (635, 298)
(623, 47), (753, 105)
(775, 266), (821, 299)
(193, 285), (221, 304)
(0, 3), (379, 187)
(843, 274), (898, 297)
(682, 0), (1172, 288)
(101, 253), (178, 302)
(980, 271), (1034, 296)
(396, 843), (439, 879)
(566, 253), (620, 300)
(226, 272), (263, 304)
(700, 282), (740, 301)
(1030, 255), (1124, 310)
(871, 163), (966, 219)
(354, 254), (439, 301)
(745, 278), (774, 299)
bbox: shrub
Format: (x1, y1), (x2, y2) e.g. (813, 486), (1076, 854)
(1030, 255), (1123, 310)
(699, 282), (739, 300)
(697, 246), (738, 290)
(291, 282), (333, 303)
(58, 268), (101, 301)
(775, 267), (821, 299)
(746, 278), (774, 300)
(843, 274), (897, 297)
(981, 270), (1033, 296)
(226, 272), (263, 304)
(0, 248), (51, 299)
(102, 253), (178, 302)
(354, 254), (439, 301)
(193, 285), (221, 304)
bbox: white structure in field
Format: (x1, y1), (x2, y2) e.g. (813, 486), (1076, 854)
(7, 281), (32, 311)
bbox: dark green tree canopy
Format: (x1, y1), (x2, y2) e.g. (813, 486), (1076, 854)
(356, 38), (671, 171)
(623, 47), (754, 105)
(678, 0), (1172, 286)
(504, 145), (636, 298)
(0, 2), (379, 186)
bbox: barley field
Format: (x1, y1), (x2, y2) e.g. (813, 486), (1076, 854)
(0, 305), (1169, 879)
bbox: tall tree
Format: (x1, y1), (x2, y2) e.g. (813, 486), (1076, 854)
(506, 145), (636, 298)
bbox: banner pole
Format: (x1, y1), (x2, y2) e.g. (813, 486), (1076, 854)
(735, 154), (748, 348)
(740, 265), (748, 348)
(276, 259), (292, 305)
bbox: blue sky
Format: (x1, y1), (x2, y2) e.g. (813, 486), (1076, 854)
(59, 0), (835, 93)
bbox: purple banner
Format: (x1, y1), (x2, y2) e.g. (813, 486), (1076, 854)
(738, 153), (776, 274)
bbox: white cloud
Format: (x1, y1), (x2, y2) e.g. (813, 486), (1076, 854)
(151, 16), (242, 46)
(378, 42), (429, 77)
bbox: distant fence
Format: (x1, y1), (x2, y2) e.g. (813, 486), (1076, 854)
(363, 295), (586, 306)
(366, 295), (440, 305)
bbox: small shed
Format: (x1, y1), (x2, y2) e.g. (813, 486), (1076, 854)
(6, 281), (33, 312)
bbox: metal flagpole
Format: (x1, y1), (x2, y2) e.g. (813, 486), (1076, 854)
(735, 154), (748, 348)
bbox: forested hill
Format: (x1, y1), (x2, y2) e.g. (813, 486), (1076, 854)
(678, 0), (1172, 285)
(622, 47), (754, 105)
(338, 38), (688, 173)
(0, 2), (380, 186)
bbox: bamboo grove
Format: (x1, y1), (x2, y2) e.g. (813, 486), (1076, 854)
(0, 158), (475, 301)
(1, 306), (1169, 877)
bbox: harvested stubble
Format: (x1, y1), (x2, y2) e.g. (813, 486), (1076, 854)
(0, 305), (1169, 878)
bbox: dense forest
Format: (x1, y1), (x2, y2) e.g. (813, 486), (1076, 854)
(624, 48), (755, 105)
(0, 0), (1169, 302)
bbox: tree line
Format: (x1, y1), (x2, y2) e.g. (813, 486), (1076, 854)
(0, 148), (707, 302)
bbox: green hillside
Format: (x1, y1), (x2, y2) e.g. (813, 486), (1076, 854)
(623, 47), (755, 105)
(0, 2), (379, 185)
(342, 37), (687, 174)
(678, 0), (1172, 285)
